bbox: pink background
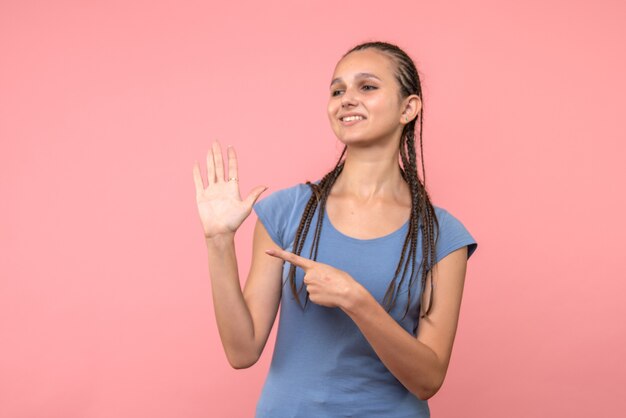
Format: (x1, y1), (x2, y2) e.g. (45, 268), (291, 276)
(1, 0), (625, 417)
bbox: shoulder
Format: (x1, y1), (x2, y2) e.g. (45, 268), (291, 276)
(432, 205), (465, 227)
(433, 205), (464, 226)
(253, 180), (317, 210)
(252, 179), (320, 249)
(431, 204), (478, 261)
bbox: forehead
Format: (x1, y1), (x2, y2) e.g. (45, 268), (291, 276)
(332, 49), (396, 80)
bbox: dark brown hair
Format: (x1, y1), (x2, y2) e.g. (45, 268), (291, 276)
(287, 41), (440, 332)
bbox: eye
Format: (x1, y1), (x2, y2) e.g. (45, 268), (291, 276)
(331, 89), (344, 97)
(362, 84), (377, 91)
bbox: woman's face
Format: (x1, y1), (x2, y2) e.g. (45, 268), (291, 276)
(327, 49), (406, 146)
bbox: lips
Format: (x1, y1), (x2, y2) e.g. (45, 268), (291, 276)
(341, 116), (365, 123)
(338, 113), (367, 128)
(339, 113), (366, 122)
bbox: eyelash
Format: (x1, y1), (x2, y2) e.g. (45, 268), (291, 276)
(331, 84), (378, 97)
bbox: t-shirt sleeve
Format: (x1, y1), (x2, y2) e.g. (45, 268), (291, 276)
(252, 186), (297, 249)
(434, 208), (478, 265)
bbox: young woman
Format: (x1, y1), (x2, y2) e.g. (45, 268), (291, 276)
(193, 41), (478, 417)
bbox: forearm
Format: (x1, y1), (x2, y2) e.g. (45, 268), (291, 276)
(341, 287), (444, 400)
(205, 234), (257, 368)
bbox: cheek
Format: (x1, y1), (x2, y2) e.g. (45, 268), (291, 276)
(327, 102), (339, 124)
(327, 100), (338, 115)
(371, 98), (401, 125)
(370, 96), (394, 113)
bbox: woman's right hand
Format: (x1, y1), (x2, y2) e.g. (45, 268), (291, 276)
(193, 141), (267, 239)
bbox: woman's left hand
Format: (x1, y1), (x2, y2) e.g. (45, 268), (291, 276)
(264, 248), (364, 310)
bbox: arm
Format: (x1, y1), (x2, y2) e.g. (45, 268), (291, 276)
(194, 141), (283, 369)
(341, 246), (469, 400)
(206, 219), (284, 369)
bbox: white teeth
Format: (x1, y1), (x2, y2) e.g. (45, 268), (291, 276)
(342, 115), (364, 122)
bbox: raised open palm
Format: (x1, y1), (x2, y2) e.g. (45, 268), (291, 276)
(193, 141), (267, 238)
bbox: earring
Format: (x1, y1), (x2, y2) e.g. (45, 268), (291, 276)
(404, 116), (409, 122)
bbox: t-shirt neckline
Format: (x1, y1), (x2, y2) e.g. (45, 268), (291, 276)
(323, 208), (410, 243)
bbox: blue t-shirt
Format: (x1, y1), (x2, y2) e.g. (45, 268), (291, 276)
(252, 180), (478, 418)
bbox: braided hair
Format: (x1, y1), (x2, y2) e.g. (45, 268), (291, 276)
(287, 41), (440, 333)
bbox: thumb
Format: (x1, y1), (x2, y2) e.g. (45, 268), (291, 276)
(245, 185), (268, 208)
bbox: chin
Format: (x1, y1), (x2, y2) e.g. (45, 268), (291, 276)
(335, 133), (362, 143)
(335, 132), (380, 146)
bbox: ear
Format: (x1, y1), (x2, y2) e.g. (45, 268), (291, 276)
(400, 94), (422, 125)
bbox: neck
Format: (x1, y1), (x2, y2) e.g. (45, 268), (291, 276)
(332, 142), (407, 202)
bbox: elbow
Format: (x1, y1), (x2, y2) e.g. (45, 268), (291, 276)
(226, 349), (260, 370)
(414, 373), (445, 401)
(230, 360), (254, 370)
(228, 357), (256, 370)
(415, 384), (440, 401)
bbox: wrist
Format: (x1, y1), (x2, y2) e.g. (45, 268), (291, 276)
(341, 282), (371, 316)
(205, 232), (235, 248)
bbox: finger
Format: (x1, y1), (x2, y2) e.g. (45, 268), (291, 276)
(227, 145), (238, 182)
(303, 274), (315, 285)
(265, 249), (315, 271)
(244, 185), (268, 208)
(206, 146), (216, 185)
(212, 141), (225, 182)
(192, 161), (205, 196)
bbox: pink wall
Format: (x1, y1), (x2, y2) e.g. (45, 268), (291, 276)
(1, 0), (625, 417)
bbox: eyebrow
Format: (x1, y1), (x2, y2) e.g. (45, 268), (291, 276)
(330, 72), (382, 87)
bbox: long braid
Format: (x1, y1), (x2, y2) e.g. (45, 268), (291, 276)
(383, 132), (416, 312)
(412, 97), (441, 318)
(399, 131), (420, 318)
(406, 122), (440, 320)
(288, 147), (347, 309)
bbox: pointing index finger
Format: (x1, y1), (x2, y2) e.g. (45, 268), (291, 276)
(265, 248), (314, 271)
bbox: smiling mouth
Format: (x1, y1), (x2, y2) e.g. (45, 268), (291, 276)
(340, 115), (365, 122)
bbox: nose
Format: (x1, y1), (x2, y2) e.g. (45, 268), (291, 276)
(341, 87), (358, 108)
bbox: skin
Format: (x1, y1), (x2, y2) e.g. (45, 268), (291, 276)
(193, 48), (470, 401)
